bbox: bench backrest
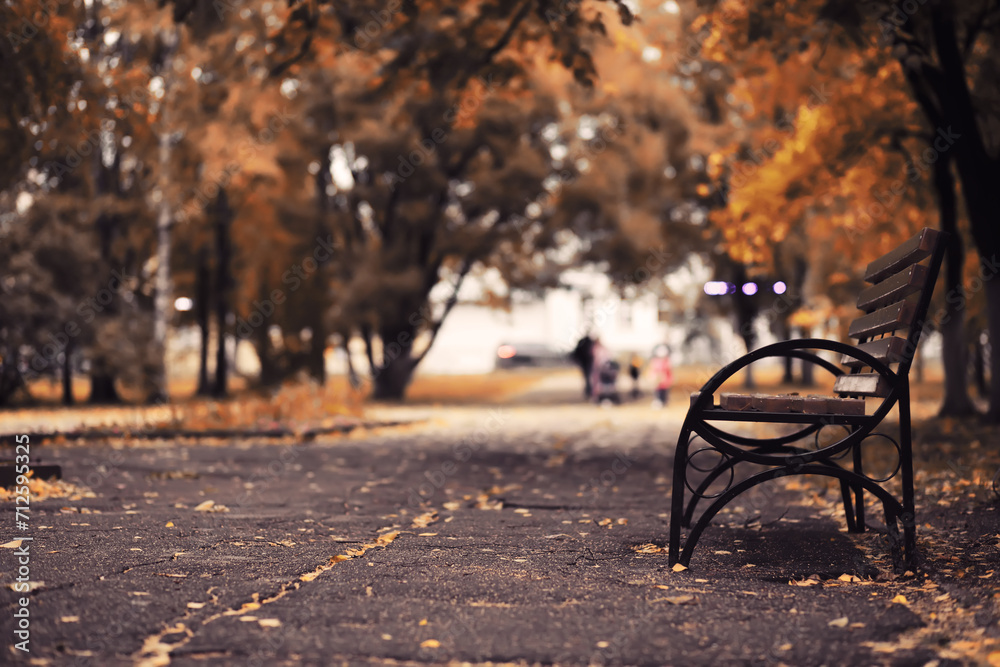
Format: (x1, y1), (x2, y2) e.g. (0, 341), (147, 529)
(835, 227), (947, 398)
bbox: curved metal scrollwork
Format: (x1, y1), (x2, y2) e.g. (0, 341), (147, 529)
(684, 444), (735, 500)
(813, 424), (853, 460)
(859, 432), (902, 483)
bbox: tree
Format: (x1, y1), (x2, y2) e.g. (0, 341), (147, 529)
(260, 0), (711, 399)
(696, 0), (1000, 420)
(688, 0), (996, 415)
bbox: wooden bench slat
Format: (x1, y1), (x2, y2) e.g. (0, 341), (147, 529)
(814, 396), (867, 415)
(857, 264), (928, 311)
(864, 228), (941, 284)
(721, 393), (800, 412)
(720, 393), (755, 410)
(840, 336), (910, 369)
(848, 301), (916, 339)
(690, 392), (715, 408)
(719, 393), (865, 415)
(834, 373), (890, 397)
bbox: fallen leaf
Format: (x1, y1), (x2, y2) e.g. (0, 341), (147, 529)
(664, 595), (695, 605)
(7, 581), (44, 592)
(165, 521), (175, 528)
(713, 550), (732, 555)
(790, 578), (820, 587)
(634, 543), (663, 554)
(838, 574), (860, 583)
(419, 619), (428, 626)
(193, 500), (229, 513)
(891, 594), (909, 604)
(828, 617), (849, 628)
(411, 512), (438, 528)
(420, 639), (441, 648)
(258, 618), (282, 628)
(60, 616), (80, 623)
(418, 532), (437, 537)
(672, 563), (687, 572)
(376, 531), (399, 546)
(2, 540), (23, 549)
(442, 501), (461, 511)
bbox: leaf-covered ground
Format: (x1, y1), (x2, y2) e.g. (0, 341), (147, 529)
(0, 371), (998, 665)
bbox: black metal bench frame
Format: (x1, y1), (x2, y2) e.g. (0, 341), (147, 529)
(668, 228), (948, 571)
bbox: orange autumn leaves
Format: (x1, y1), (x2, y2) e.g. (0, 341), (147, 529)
(703, 12), (929, 277)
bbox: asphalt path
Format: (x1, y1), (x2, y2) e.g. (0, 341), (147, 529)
(1, 387), (999, 665)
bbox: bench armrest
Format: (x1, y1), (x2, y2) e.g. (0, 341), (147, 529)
(696, 338), (897, 399)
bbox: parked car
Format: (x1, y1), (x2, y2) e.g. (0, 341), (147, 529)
(495, 342), (572, 369)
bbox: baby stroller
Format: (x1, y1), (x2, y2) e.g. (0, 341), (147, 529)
(594, 359), (621, 405)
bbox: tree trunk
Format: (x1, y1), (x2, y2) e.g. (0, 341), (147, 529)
(985, 275), (1000, 422)
(305, 302), (327, 384)
(344, 337), (362, 389)
(371, 324), (418, 400)
(212, 191), (232, 398)
(307, 149), (332, 386)
(778, 320), (794, 384)
(253, 323), (282, 388)
(89, 371), (120, 404)
(919, 5), (1000, 417)
(196, 248), (211, 396)
(800, 350), (815, 387)
(973, 333), (987, 397)
(935, 158), (977, 416)
(62, 341), (74, 406)
(1, 355), (27, 406)
(151, 26), (177, 404)
(372, 354), (417, 400)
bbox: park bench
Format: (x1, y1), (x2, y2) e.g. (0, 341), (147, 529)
(669, 227), (947, 571)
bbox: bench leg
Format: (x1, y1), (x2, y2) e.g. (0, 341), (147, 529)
(669, 426), (692, 566)
(837, 477), (858, 533)
(899, 386), (916, 569)
(851, 439), (866, 533)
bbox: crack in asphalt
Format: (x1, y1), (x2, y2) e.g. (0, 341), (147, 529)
(128, 510), (440, 666)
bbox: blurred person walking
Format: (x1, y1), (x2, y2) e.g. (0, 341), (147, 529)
(649, 344), (673, 408)
(571, 334), (595, 399)
(591, 338), (620, 405)
(628, 353), (643, 400)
